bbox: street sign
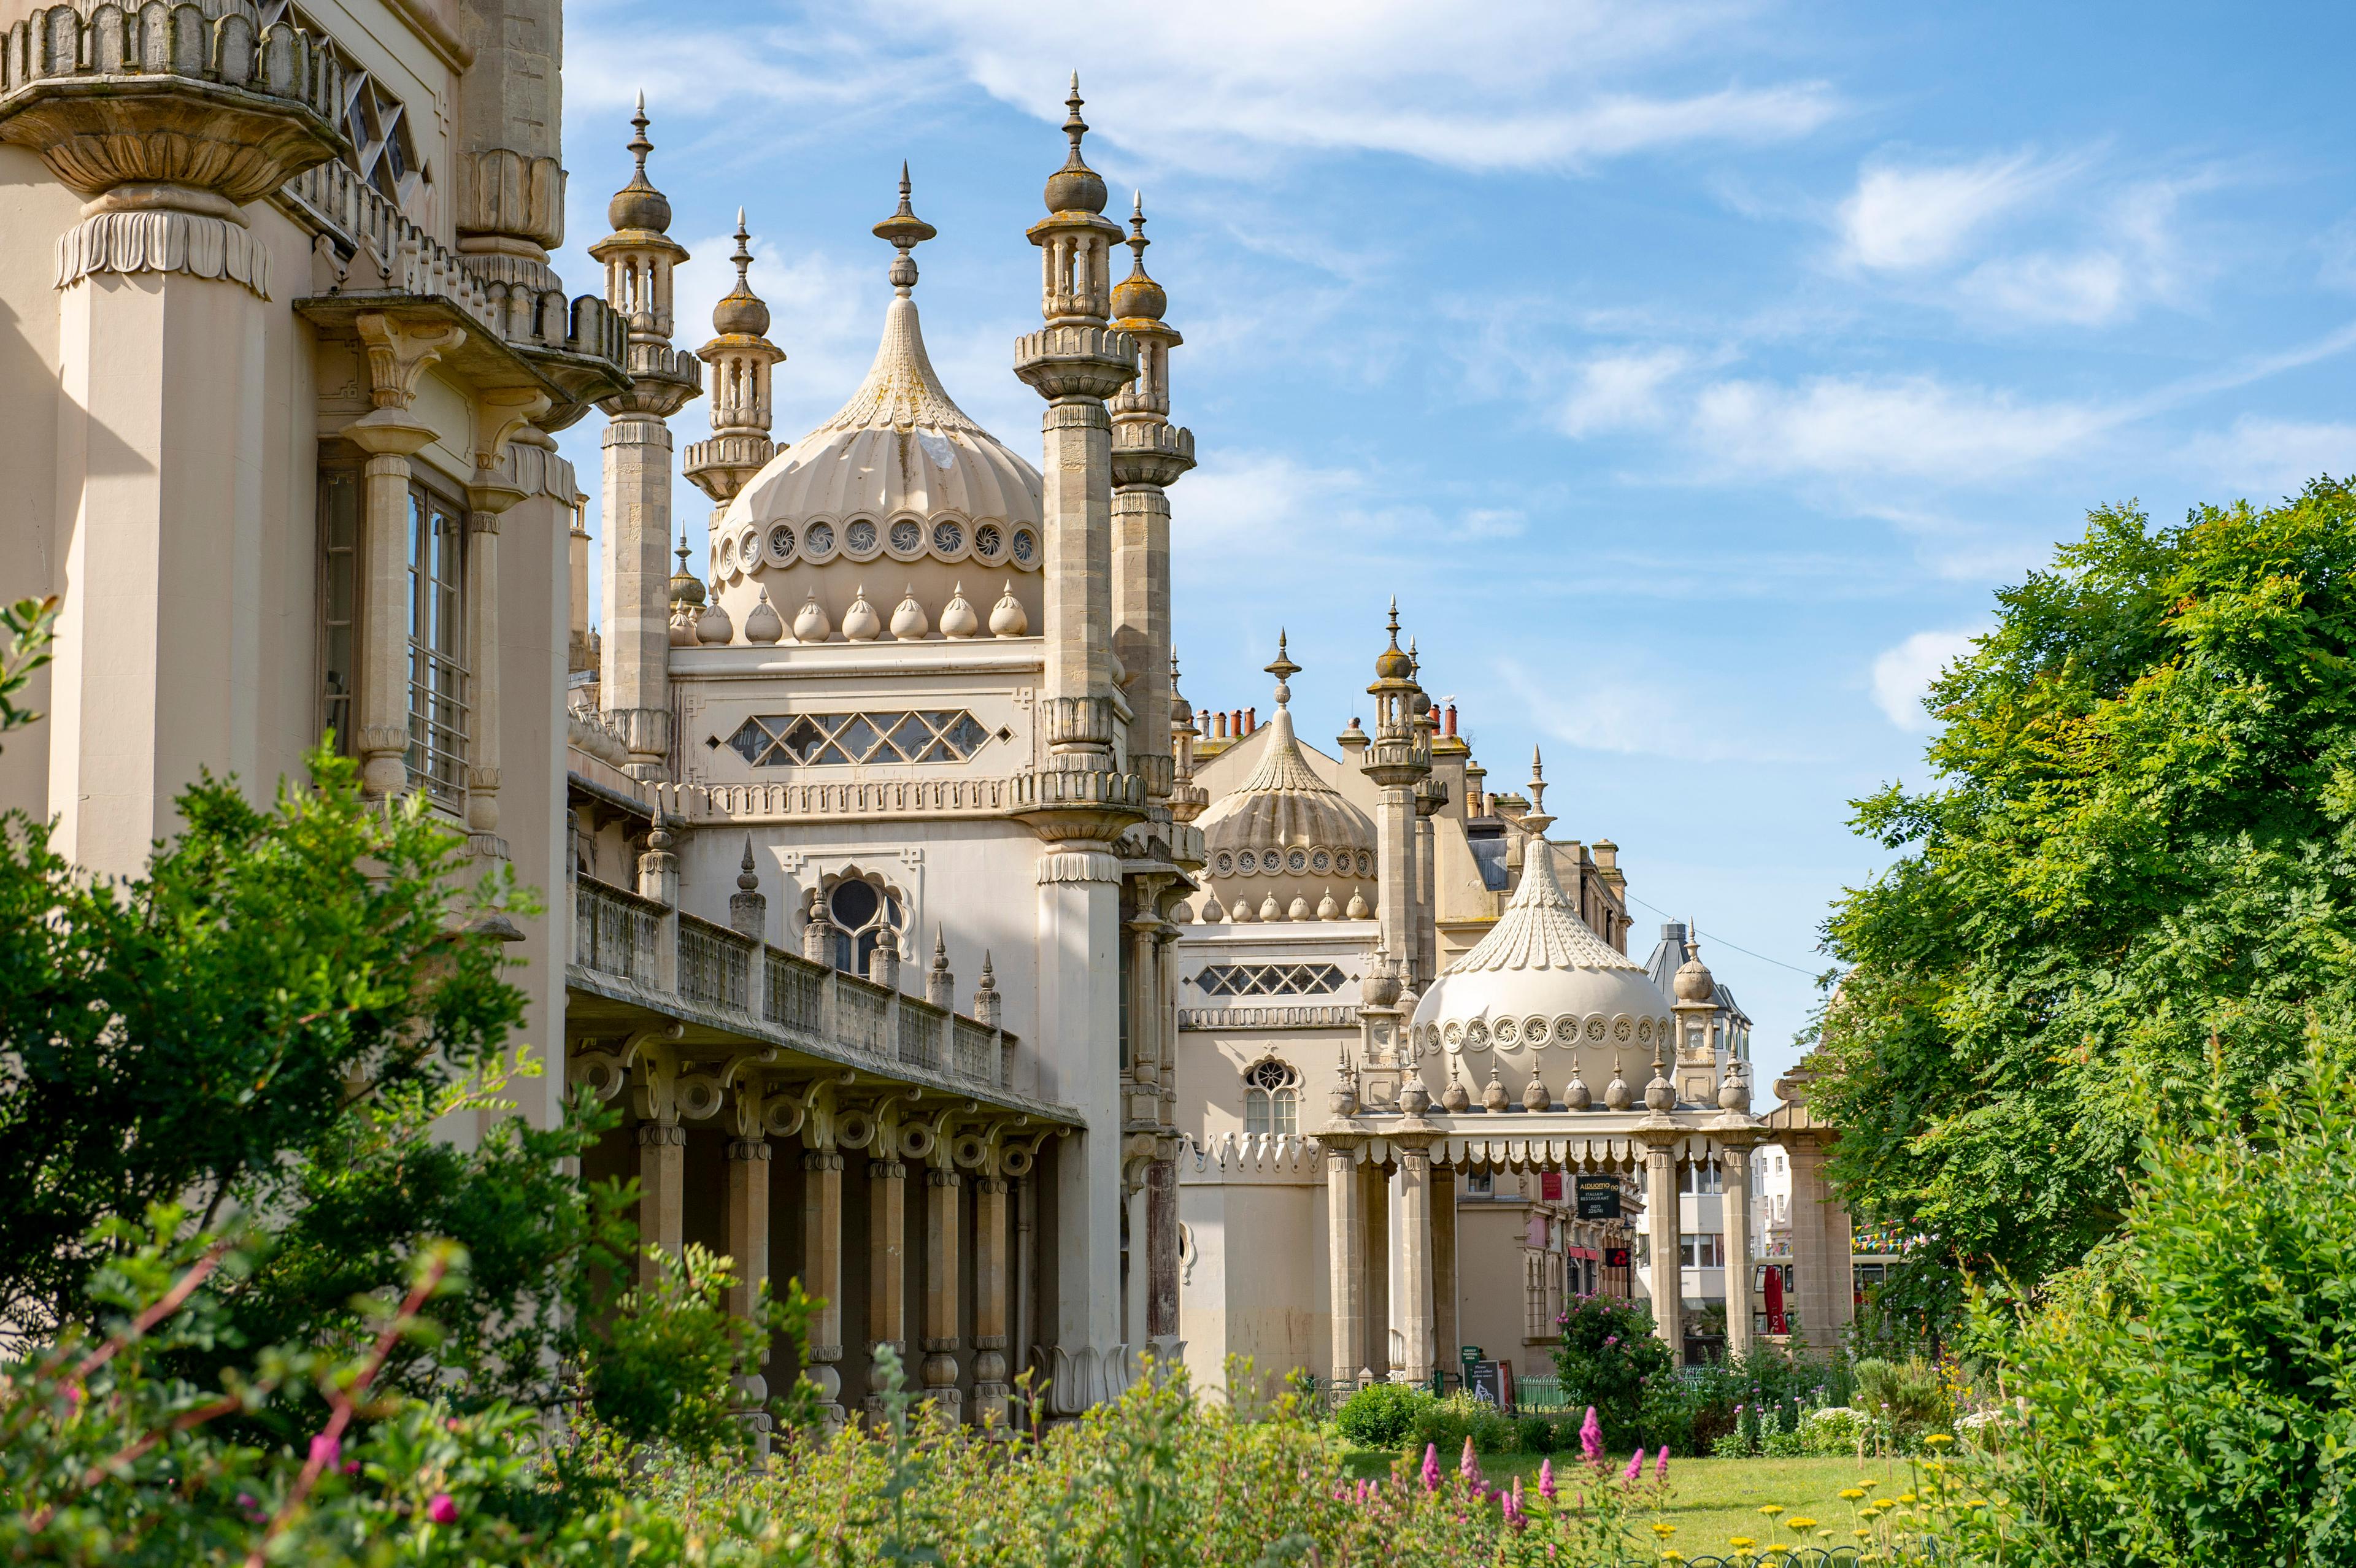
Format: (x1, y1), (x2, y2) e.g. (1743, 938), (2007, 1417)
(1460, 1344), (1482, 1367)
(1604, 1246), (1631, 1269)
(1576, 1174), (1622, 1220)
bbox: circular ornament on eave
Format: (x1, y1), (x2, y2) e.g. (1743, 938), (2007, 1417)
(1011, 526), (1039, 567)
(1493, 1015), (1520, 1047)
(768, 524), (796, 564)
(1443, 1021), (1463, 1050)
(1613, 1015), (1634, 1043)
(933, 519), (967, 558)
(1636, 1015), (1653, 1043)
(974, 523), (1005, 563)
(805, 520), (838, 560)
(888, 518), (924, 559)
(844, 518), (882, 559)
(1525, 1015), (1551, 1047)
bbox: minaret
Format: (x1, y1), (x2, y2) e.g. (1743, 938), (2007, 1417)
(1017, 75), (1141, 778)
(590, 95), (703, 780)
(1168, 651), (1208, 823)
(1364, 600), (1433, 991)
(1109, 192), (1196, 819)
(683, 209), (786, 538)
(1011, 76), (1148, 1417)
(1408, 641), (1448, 987)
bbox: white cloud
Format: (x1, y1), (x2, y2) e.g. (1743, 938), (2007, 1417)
(1497, 656), (1800, 763)
(1692, 373), (2114, 482)
(1557, 348), (1692, 436)
(1959, 250), (2130, 326)
(1871, 628), (1981, 731)
(1837, 152), (2061, 271)
(571, 0), (1839, 175)
(2187, 416), (2356, 499)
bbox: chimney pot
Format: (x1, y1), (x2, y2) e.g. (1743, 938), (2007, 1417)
(1246, 707), (1257, 733)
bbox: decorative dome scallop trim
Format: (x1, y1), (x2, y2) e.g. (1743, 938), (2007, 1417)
(1450, 840), (1642, 977)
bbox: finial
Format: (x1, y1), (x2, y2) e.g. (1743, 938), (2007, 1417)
(1529, 747), (1547, 813)
(1066, 71), (1085, 146)
(677, 530), (691, 573)
(1129, 190), (1148, 254)
(1043, 71), (1109, 215)
(874, 162), (937, 295)
(731, 210), (753, 282)
(629, 90), (651, 173)
(607, 92), (673, 235)
(1265, 629), (1300, 706)
(737, 836), (758, 893)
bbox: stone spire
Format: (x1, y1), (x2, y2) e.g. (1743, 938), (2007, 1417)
(591, 94), (704, 779)
(685, 207), (786, 511)
(1364, 598), (1434, 988)
(1111, 190), (1196, 821)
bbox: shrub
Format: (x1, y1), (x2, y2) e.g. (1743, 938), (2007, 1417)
(1553, 1294), (1672, 1450)
(1512, 1413), (1555, 1454)
(1851, 1358), (1951, 1442)
(1333, 1382), (1433, 1450)
(1401, 1391), (1517, 1459)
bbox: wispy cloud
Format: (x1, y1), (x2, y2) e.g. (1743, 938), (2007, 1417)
(1836, 150), (2067, 271)
(1557, 348), (1694, 435)
(2185, 416), (2356, 499)
(1497, 656), (1807, 763)
(1693, 374), (2114, 482)
(1871, 628), (1983, 731)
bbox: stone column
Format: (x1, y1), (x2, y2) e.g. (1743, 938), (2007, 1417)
(1124, 1169), (1150, 1355)
(1432, 1165), (1458, 1370)
(1643, 1137), (1683, 1362)
(1722, 1142), (1756, 1361)
(726, 1130), (773, 1451)
(1325, 1143), (1364, 1389)
(1393, 1142), (1435, 1384)
(599, 410), (677, 778)
(347, 436), (429, 798)
(636, 1120), (685, 1288)
(1144, 1155), (1180, 1357)
(972, 1171), (1012, 1426)
(800, 1148), (845, 1423)
(1412, 792), (1439, 987)
(868, 1153), (909, 1409)
(922, 1166), (963, 1421)
(1785, 1136), (1835, 1351)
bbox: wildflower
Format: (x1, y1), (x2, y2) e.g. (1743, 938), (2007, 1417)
(1925, 1434), (1954, 1448)
(1656, 1446), (1670, 1479)
(427, 1493), (458, 1526)
(1605, 1334), (1620, 1347)
(1580, 1406), (1603, 1462)
(1624, 1448), (1645, 1482)
(309, 1435), (339, 1468)
(1759, 1504), (1785, 1517)
(1663, 1552), (1687, 1563)
(342, 1460), (360, 1475)
(1539, 1458), (1558, 1501)
(1787, 1516), (1817, 1531)
(1729, 1536), (1757, 1551)
(1652, 1522), (1677, 1539)
(1421, 1443), (1441, 1493)
(1897, 1493), (1917, 1505)
(1858, 1480), (1879, 1490)
(1461, 1435), (1481, 1485)
(1838, 1488), (1866, 1501)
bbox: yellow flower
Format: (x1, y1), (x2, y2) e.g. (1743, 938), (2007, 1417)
(1758, 1504), (1785, 1517)
(1839, 1488), (1867, 1501)
(1898, 1493), (1917, 1505)
(1729, 1537), (1757, 1551)
(1925, 1434), (1954, 1448)
(1853, 1529), (1873, 1540)
(1787, 1518), (1819, 1531)
(1661, 1553), (1687, 1564)
(1858, 1479), (1879, 1489)
(1653, 1523), (1677, 1538)
(1967, 1499), (1988, 1509)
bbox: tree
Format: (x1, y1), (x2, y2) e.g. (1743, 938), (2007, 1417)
(1809, 481), (2356, 1321)
(1553, 1293), (1671, 1450)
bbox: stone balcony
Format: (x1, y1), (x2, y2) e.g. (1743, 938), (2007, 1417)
(570, 874), (1048, 1111)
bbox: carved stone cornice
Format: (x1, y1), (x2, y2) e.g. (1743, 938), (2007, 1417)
(1014, 323), (1138, 402)
(1110, 420), (1195, 489)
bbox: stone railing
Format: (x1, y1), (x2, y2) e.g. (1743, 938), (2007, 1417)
(571, 875), (1014, 1093)
(280, 156), (627, 372)
(2, 3), (343, 123)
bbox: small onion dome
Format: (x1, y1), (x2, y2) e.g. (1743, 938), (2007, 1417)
(696, 599), (734, 646)
(712, 210), (770, 337)
(608, 94), (674, 234)
(1043, 74), (1109, 215)
(669, 536), (706, 607)
(743, 587), (785, 645)
(1111, 191), (1168, 321)
(1674, 947), (1716, 1003)
(1373, 598), (1414, 679)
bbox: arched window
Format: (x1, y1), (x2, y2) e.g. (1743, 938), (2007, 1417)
(1242, 1058), (1300, 1136)
(817, 873), (905, 976)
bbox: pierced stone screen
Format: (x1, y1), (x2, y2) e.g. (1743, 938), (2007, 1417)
(1193, 962), (1348, 997)
(726, 710), (993, 766)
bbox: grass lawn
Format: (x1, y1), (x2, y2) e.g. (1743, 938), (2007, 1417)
(1340, 1450), (1912, 1555)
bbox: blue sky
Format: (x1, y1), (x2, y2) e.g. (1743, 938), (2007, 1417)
(548, 0), (2356, 1088)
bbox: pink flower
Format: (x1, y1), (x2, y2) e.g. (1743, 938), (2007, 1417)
(1461, 1436), (1482, 1486)
(342, 1460), (360, 1475)
(309, 1435), (339, 1468)
(1580, 1406), (1603, 1463)
(1623, 1447), (1645, 1482)
(1656, 1446), (1670, 1478)
(1539, 1458), (1558, 1501)
(1421, 1443), (1442, 1493)
(426, 1493), (458, 1526)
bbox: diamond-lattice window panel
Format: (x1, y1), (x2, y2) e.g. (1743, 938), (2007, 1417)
(1194, 962), (1347, 998)
(725, 710), (995, 766)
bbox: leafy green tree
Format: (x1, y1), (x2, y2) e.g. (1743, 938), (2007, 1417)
(1809, 481), (2356, 1321)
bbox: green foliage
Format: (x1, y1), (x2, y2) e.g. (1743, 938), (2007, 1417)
(1331, 1380), (1432, 1449)
(0, 594), (58, 739)
(1849, 1359), (1952, 1443)
(1967, 1036), (2356, 1566)
(1812, 481), (2356, 1320)
(0, 748), (528, 1335)
(1552, 1293), (1672, 1450)
(1403, 1389), (1515, 1456)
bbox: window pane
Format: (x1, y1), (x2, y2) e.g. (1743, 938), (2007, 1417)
(1244, 1090), (1269, 1136)
(829, 878), (880, 931)
(1272, 1090), (1298, 1135)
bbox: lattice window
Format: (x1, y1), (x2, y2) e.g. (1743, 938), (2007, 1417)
(726, 710), (993, 766)
(1242, 1058), (1299, 1136)
(1194, 962), (1347, 997)
(405, 483), (468, 808)
(259, 2), (426, 212)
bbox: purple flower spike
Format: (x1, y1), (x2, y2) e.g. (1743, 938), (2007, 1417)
(1624, 1447), (1645, 1482)
(1461, 1435), (1482, 1485)
(1580, 1405), (1603, 1463)
(1656, 1445), (1671, 1479)
(1539, 1458), (1558, 1501)
(1422, 1442), (1442, 1493)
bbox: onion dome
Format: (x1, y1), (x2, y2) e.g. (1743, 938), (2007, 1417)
(1199, 635), (1379, 920)
(1169, 650), (1195, 726)
(1373, 598), (1414, 680)
(669, 534), (705, 607)
(607, 93), (673, 234)
(1674, 942), (1716, 1003)
(1043, 73), (1109, 215)
(1409, 839), (1673, 1068)
(711, 210), (771, 337)
(743, 587), (785, 645)
(696, 599), (734, 646)
(1111, 191), (1168, 322)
